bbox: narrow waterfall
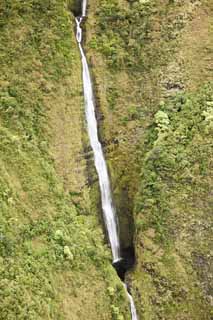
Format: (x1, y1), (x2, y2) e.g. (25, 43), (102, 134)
(75, 4), (120, 264)
(75, 1), (138, 319)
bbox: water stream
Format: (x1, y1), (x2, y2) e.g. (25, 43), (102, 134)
(75, 1), (138, 319)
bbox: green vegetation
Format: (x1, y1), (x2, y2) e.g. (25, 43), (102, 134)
(0, 1), (129, 319)
(86, 0), (213, 319)
(88, 0), (192, 72)
(134, 83), (213, 319)
(0, 0), (212, 319)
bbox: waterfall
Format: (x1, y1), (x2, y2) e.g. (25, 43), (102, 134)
(124, 284), (138, 320)
(75, 2), (138, 319)
(82, 0), (87, 16)
(75, 12), (120, 265)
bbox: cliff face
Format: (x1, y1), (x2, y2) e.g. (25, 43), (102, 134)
(0, 0), (212, 319)
(85, 0), (213, 319)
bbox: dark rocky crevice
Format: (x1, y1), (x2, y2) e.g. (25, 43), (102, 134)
(113, 246), (136, 282)
(68, 0), (82, 17)
(92, 71), (137, 283)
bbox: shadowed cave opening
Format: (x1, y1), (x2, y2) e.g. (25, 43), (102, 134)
(68, 0), (82, 17)
(113, 246), (136, 282)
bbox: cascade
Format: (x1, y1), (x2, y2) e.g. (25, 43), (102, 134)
(75, 1), (138, 319)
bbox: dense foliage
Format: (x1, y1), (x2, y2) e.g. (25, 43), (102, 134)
(133, 83), (213, 319)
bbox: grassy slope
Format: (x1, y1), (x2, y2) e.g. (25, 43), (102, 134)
(0, 1), (130, 319)
(134, 84), (213, 319)
(133, 2), (213, 318)
(86, 0), (213, 319)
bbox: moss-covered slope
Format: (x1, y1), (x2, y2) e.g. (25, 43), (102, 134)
(0, 0), (212, 319)
(0, 1), (130, 319)
(85, 0), (213, 319)
(134, 84), (213, 319)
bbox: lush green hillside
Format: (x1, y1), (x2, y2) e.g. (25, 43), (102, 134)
(0, 1), (130, 319)
(86, 0), (213, 319)
(0, 0), (212, 319)
(134, 84), (213, 319)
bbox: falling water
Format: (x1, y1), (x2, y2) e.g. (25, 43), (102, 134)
(75, 7), (120, 264)
(75, 1), (138, 319)
(124, 284), (138, 320)
(82, 0), (87, 16)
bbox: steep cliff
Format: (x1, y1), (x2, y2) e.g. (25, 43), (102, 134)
(85, 0), (213, 319)
(0, 1), (129, 319)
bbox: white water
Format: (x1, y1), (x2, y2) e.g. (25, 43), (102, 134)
(75, 2), (138, 319)
(82, 0), (87, 16)
(124, 284), (138, 320)
(75, 16), (120, 263)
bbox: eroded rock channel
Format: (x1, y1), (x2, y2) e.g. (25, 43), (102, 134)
(72, 0), (138, 318)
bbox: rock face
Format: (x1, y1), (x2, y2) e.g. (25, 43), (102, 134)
(0, 0), (212, 319)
